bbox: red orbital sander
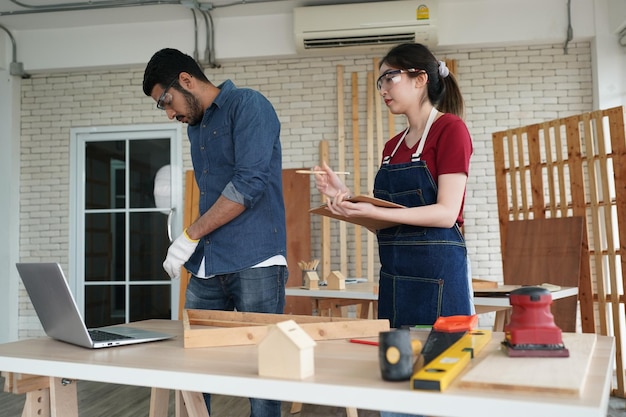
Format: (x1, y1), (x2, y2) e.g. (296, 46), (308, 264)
(501, 286), (569, 357)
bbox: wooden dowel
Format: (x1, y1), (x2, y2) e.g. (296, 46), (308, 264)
(351, 72), (362, 278)
(320, 140), (331, 281)
(366, 70), (374, 282)
(337, 65), (348, 276)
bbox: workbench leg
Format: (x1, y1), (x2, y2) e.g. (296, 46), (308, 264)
(493, 310), (511, 331)
(49, 377), (78, 417)
(290, 402), (303, 414)
(175, 390), (189, 417)
(149, 387), (170, 417)
(22, 388), (51, 417)
(179, 390), (210, 417)
(358, 302), (369, 319)
(346, 407), (359, 417)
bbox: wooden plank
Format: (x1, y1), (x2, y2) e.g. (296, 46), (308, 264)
(554, 119), (568, 216)
(459, 333), (597, 395)
(23, 388), (51, 417)
(526, 124), (544, 218)
(149, 388), (169, 417)
(581, 112), (608, 336)
(179, 391), (210, 417)
(471, 278), (498, 290)
(319, 140), (331, 281)
(556, 114), (594, 333)
(507, 131), (520, 219)
(492, 130), (509, 254)
(175, 390), (190, 417)
(183, 309), (390, 348)
(179, 170), (200, 319)
(184, 320), (389, 349)
(444, 59), (457, 76)
(337, 65), (348, 276)
(187, 310), (361, 325)
(514, 128), (529, 218)
(541, 121), (557, 218)
(503, 217), (583, 332)
(366, 70), (375, 282)
(351, 72), (362, 278)
(2, 373), (49, 394)
(606, 106), (626, 398)
(282, 168), (312, 315)
(49, 377), (78, 417)
(592, 109), (619, 330)
(578, 224), (594, 334)
(565, 115), (586, 218)
(373, 58), (384, 160)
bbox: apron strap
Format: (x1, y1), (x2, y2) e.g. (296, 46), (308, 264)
(412, 107), (438, 162)
(383, 107), (439, 165)
(383, 128), (409, 165)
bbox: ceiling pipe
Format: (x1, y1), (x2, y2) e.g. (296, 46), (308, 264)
(1, 0), (281, 17)
(0, 0), (278, 73)
(190, 8), (200, 62)
(0, 23), (30, 78)
(204, 10), (220, 69)
(1, 0), (181, 16)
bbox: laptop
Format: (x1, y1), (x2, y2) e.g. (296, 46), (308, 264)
(16, 262), (174, 349)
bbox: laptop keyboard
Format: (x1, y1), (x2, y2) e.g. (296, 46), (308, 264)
(89, 329), (133, 342)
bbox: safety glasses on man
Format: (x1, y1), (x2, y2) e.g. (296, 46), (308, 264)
(156, 78), (178, 110)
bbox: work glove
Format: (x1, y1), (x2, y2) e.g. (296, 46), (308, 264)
(163, 229), (200, 279)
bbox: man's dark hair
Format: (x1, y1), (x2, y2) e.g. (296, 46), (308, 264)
(142, 48), (210, 96)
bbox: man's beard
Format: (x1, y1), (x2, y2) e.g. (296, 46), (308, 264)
(181, 89), (205, 126)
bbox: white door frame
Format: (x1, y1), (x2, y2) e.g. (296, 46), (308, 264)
(69, 123), (182, 320)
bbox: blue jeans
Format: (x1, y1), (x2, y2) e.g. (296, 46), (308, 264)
(185, 265), (288, 417)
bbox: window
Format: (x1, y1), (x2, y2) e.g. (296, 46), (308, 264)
(70, 124), (182, 326)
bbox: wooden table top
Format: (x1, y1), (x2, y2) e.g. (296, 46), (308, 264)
(0, 319), (613, 417)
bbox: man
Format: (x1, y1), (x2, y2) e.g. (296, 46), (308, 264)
(143, 48), (287, 417)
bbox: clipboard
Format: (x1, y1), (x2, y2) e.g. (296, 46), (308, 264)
(309, 195), (405, 231)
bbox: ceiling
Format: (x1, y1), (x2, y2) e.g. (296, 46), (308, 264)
(0, 0), (383, 31)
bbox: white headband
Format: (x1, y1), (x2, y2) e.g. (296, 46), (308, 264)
(438, 61), (449, 78)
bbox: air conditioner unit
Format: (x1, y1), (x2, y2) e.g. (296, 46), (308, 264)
(293, 0), (437, 55)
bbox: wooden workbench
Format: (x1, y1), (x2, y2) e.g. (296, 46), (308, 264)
(0, 319), (614, 417)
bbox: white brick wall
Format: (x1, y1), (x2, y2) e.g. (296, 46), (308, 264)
(17, 42), (592, 338)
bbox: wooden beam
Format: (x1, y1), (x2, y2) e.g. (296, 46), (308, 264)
(351, 72), (362, 278)
(337, 65), (348, 275)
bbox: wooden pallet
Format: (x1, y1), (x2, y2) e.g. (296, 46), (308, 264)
(183, 309), (390, 348)
(492, 106), (626, 397)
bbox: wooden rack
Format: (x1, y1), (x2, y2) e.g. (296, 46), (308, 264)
(492, 106), (626, 398)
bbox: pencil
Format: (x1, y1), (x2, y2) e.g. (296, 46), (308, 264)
(349, 338), (379, 346)
(295, 170), (350, 175)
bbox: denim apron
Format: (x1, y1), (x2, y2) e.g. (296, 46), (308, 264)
(375, 108), (472, 328)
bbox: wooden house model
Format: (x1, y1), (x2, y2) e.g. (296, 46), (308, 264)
(303, 270), (319, 289)
(326, 270), (346, 290)
(258, 319), (317, 379)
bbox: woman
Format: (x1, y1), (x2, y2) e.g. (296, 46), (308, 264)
(315, 42), (474, 330)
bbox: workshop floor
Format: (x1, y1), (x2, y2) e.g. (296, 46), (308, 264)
(0, 377), (625, 416)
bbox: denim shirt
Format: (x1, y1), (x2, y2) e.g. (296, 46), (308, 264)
(184, 80), (286, 276)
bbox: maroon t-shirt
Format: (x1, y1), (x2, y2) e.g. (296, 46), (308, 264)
(381, 113), (472, 225)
